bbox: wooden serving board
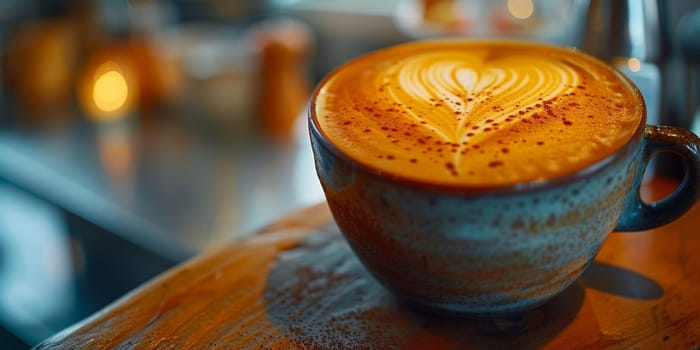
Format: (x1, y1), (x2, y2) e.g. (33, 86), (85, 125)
(36, 177), (700, 349)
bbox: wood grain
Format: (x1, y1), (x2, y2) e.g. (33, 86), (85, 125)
(35, 177), (700, 349)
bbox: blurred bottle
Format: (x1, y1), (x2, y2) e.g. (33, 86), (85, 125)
(251, 18), (313, 141)
(2, 10), (81, 124)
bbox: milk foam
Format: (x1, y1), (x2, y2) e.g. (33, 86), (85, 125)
(313, 41), (643, 186)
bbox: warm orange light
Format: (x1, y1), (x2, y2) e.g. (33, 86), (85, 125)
(93, 62), (129, 113)
(627, 58), (641, 73)
(78, 58), (136, 122)
(507, 0), (534, 20)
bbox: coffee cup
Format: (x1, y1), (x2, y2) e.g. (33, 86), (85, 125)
(308, 40), (700, 317)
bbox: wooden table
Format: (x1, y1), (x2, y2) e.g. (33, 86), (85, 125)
(35, 177), (700, 349)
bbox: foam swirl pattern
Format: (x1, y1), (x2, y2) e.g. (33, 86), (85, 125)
(313, 41), (643, 186)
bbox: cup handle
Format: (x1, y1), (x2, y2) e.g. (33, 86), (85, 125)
(615, 125), (700, 231)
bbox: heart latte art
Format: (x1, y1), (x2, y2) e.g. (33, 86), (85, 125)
(312, 41), (643, 186)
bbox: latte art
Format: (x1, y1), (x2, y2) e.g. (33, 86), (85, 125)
(385, 51), (580, 145)
(313, 41), (643, 186)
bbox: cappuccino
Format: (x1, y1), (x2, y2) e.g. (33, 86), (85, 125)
(312, 40), (644, 186)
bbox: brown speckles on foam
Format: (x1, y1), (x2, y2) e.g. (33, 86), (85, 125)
(445, 162), (458, 176)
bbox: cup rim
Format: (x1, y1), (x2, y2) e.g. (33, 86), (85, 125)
(308, 39), (647, 195)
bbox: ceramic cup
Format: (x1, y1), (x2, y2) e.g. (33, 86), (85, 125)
(308, 45), (700, 318)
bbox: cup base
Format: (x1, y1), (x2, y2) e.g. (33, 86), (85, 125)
(402, 295), (542, 317)
(400, 297), (532, 334)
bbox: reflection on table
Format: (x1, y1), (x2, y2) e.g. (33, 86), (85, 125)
(0, 115), (325, 345)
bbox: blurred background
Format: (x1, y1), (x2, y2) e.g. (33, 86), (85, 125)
(0, 0), (699, 347)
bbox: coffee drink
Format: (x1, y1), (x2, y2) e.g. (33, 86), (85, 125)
(313, 40), (643, 186)
(309, 39), (700, 318)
